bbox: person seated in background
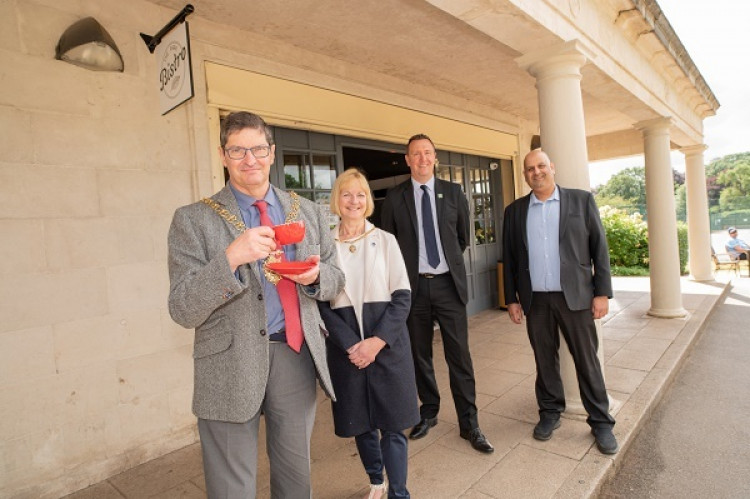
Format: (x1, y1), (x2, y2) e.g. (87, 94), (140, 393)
(725, 227), (750, 260)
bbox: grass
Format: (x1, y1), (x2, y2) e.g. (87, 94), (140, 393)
(611, 265), (650, 276)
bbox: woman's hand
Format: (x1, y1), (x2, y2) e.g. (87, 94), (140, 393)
(347, 337), (386, 369)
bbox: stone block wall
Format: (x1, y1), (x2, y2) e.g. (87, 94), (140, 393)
(0, 1), (201, 496)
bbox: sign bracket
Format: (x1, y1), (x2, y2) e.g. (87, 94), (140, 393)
(140, 4), (194, 54)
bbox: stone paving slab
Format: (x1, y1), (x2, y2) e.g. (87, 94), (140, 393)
(61, 276), (729, 499)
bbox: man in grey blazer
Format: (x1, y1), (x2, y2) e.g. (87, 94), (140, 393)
(380, 134), (493, 454)
(502, 149), (618, 454)
(168, 112), (345, 497)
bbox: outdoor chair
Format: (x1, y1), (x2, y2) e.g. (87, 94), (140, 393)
(711, 246), (740, 275)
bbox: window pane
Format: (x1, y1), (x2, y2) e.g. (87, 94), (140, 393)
(453, 168), (464, 186)
(483, 196), (495, 243)
(297, 191), (314, 201)
(485, 219), (496, 243)
(315, 192), (337, 227)
(283, 154), (310, 189)
(473, 195), (485, 218)
(315, 191), (331, 207)
(474, 219), (487, 245)
(471, 169), (483, 194)
(436, 166), (451, 182)
(312, 155), (336, 190)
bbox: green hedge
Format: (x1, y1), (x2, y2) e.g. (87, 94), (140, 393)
(600, 206), (649, 268)
(600, 206), (689, 275)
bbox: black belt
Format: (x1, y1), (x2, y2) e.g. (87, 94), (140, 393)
(419, 272), (449, 279)
(269, 328), (286, 343)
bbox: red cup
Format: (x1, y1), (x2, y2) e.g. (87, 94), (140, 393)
(273, 220), (305, 245)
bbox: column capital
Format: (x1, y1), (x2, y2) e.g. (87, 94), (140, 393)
(516, 39), (594, 79)
(680, 144), (708, 156)
(634, 116), (672, 135)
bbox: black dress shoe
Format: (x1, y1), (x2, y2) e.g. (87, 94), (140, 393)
(591, 427), (619, 454)
(460, 428), (494, 453)
(409, 417), (437, 440)
(533, 417), (561, 441)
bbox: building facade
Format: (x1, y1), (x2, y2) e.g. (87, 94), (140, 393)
(0, 0), (717, 496)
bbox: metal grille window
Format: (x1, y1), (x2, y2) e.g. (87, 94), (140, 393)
(283, 152), (336, 206)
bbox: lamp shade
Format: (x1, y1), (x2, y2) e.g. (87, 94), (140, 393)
(55, 17), (124, 72)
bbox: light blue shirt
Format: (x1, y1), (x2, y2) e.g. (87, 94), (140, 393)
(412, 177), (450, 274)
(725, 235), (750, 259)
(229, 184), (296, 334)
(527, 186), (562, 292)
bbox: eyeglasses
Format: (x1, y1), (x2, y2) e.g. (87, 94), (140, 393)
(223, 145), (271, 160)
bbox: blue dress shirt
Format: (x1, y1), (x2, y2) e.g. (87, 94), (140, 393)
(527, 186), (562, 292)
(412, 177), (450, 274)
(229, 184), (296, 334)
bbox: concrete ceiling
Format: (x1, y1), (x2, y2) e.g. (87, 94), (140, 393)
(144, 0), (713, 156)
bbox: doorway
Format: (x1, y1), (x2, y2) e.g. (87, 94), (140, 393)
(342, 146), (410, 227)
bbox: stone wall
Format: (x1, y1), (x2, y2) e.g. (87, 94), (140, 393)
(0, 1), (201, 496)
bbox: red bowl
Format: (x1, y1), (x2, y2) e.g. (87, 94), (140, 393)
(273, 220), (305, 245)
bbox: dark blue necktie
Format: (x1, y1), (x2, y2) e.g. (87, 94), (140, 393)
(420, 185), (440, 268)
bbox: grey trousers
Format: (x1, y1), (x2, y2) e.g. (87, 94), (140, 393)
(198, 343), (317, 499)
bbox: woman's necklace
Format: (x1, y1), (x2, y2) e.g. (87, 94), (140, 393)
(335, 226), (376, 253)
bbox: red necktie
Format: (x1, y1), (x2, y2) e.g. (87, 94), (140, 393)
(254, 200), (303, 353)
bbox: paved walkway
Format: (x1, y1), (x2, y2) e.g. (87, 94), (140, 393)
(599, 276), (750, 498)
(63, 275), (734, 499)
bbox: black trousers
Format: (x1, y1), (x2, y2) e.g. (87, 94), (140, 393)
(526, 292), (615, 428)
(407, 273), (478, 432)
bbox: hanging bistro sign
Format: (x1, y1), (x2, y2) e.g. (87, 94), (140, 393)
(156, 22), (193, 114)
(140, 4), (195, 115)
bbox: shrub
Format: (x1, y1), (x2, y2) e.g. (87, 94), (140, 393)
(677, 221), (689, 275)
(599, 206), (649, 268)
(600, 206), (690, 276)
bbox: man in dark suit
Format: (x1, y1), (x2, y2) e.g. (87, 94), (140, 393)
(502, 149), (618, 454)
(380, 134), (493, 454)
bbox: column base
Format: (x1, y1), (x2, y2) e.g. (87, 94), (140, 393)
(563, 394), (622, 419)
(647, 307), (688, 318)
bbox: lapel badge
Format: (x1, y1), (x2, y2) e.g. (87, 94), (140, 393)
(438, 193), (443, 199)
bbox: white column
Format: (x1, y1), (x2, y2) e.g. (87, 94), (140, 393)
(517, 40), (592, 190)
(636, 118), (687, 317)
(517, 40), (612, 416)
(682, 144), (714, 281)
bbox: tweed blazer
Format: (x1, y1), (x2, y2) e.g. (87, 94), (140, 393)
(502, 186), (613, 314)
(380, 177), (471, 304)
(168, 184), (345, 423)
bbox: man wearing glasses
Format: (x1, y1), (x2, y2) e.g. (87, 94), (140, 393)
(168, 112), (344, 497)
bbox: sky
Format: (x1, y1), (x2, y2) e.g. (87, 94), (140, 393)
(588, 0), (750, 188)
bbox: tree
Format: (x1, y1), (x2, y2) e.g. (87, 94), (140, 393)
(597, 167), (646, 205)
(718, 162), (750, 211)
(595, 167), (646, 215)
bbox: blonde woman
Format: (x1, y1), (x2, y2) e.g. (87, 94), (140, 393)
(319, 168), (419, 499)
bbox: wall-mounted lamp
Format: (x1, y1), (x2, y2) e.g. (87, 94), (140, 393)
(55, 17), (124, 72)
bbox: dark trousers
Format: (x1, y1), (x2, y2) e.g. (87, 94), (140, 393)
(407, 273), (478, 432)
(355, 430), (409, 498)
(526, 292), (615, 428)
